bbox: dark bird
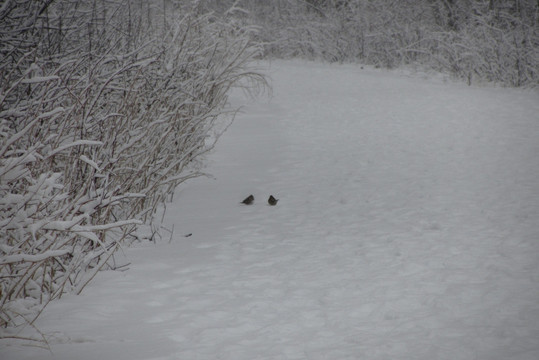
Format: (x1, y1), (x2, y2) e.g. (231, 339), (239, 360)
(241, 195), (254, 205)
(268, 195), (279, 206)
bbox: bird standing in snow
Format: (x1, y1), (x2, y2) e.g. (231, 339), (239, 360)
(268, 195), (278, 206)
(241, 195), (254, 205)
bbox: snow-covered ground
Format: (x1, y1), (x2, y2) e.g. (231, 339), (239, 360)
(3, 60), (539, 360)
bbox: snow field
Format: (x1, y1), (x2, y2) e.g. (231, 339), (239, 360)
(2, 60), (539, 360)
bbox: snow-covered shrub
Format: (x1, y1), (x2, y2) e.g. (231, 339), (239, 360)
(0, 0), (265, 332)
(458, 8), (538, 87)
(229, 0), (538, 87)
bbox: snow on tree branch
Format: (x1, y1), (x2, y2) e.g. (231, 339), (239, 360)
(1, 0), (266, 333)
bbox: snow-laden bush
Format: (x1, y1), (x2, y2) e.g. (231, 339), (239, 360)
(232, 0), (538, 87)
(0, 0), (265, 333)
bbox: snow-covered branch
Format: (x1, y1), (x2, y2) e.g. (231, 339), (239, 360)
(1, 0), (266, 332)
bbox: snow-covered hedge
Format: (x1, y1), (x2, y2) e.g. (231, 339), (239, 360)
(235, 0), (538, 87)
(0, 0), (265, 332)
